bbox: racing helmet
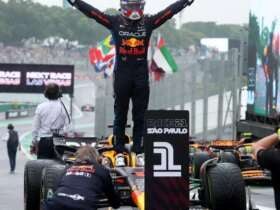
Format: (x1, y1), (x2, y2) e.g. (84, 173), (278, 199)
(120, 0), (145, 20)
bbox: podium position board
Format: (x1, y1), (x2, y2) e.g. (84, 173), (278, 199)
(144, 110), (189, 210)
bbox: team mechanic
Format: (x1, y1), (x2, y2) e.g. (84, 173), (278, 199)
(67, 0), (195, 165)
(253, 129), (280, 210)
(42, 146), (120, 210)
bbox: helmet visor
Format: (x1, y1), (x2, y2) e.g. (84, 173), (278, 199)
(121, 1), (145, 11)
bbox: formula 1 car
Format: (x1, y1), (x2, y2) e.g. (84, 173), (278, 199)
(209, 139), (271, 182)
(81, 104), (95, 112)
(24, 134), (143, 210)
(190, 139), (271, 182)
(25, 134), (257, 210)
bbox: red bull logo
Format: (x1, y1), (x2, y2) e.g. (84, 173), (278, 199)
(122, 38), (144, 48)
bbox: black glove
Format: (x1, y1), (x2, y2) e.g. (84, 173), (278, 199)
(186, 0), (194, 6)
(67, 0), (76, 6)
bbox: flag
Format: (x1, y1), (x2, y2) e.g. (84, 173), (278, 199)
(150, 59), (165, 81)
(89, 34), (177, 80)
(88, 35), (115, 77)
(152, 35), (178, 74)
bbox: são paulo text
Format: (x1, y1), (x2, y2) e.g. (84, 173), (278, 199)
(147, 128), (188, 134)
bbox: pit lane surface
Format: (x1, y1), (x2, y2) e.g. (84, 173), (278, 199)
(0, 81), (276, 210)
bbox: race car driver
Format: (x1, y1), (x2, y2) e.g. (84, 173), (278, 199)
(253, 129), (280, 209)
(67, 0), (195, 166)
(42, 145), (120, 210)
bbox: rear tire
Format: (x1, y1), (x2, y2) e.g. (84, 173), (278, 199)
(205, 163), (246, 210)
(219, 152), (239, 165)
(192, 152), (211, 179)
(24, 160), (56, 210)
(41, 164), (66, 202)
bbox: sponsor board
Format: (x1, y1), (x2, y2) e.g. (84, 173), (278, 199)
(0, 64), (74, 95)
(144, 110), (189, 210)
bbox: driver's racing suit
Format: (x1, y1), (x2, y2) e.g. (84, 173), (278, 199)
(72, 0), (192, 154)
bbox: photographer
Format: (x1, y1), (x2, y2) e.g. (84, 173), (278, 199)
(253, 130), (280, 209)
(31, 83), (70, 159)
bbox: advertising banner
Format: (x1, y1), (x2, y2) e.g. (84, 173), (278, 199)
(0, 64), (74, 95)
(144, 110), (189, 210)
(248, 0), (280, 117)
(247, 67), (256, 113)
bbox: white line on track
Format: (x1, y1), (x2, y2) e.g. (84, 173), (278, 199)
(256, 206), (274, 210)
(19, 132), (35, 160)
(19, 123), (95, 160)
(189, 193), (274, 210)
(64, 95), (83, 119)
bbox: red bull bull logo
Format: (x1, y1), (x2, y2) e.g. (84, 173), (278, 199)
(122, 38), (144, 48)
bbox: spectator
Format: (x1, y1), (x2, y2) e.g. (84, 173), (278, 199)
(253, 130), (280, 210)
(5, 124), (20, 174)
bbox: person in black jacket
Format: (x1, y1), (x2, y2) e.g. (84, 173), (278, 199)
(253, 130), (280, 210)
(42, 145), (120, 210)
(6, 124), (20, 174)
(66, 0), (195, 166)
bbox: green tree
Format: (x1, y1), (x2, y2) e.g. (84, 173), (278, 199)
(0, 0), (248, 48)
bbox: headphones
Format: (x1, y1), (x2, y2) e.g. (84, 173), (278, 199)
(44, 83), (63, 100)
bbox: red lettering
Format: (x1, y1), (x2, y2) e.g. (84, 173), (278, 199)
(119, 47), (146, 56)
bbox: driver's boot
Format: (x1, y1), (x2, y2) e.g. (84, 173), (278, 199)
(131, 152), (144, 167)
(115, 153), (126, 167)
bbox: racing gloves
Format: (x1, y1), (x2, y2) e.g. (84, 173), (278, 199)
(67, 0), (77, 6)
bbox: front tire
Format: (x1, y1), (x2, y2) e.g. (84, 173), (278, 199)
(205, 163), (246, 210)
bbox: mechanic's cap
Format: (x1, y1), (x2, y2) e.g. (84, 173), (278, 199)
(75, 145), (99, 164)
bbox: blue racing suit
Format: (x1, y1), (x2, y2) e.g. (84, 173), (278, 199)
(71, 0), (193, 154)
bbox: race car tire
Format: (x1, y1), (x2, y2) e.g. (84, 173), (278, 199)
(41, 164), (66, 202)
(205, 163), (246, 210)
(219, 152), (239, 165)
(192, 152), (211, 179)
(24, 160), (56, 210)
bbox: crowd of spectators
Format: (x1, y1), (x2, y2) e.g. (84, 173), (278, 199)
(0, 40), (88, 66)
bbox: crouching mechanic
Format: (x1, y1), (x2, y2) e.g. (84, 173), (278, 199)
(66, 0), (195, 166)
(252, 129), (280, 210)
(42, 145), (120, 210)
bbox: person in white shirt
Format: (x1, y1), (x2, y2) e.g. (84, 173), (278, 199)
(31, 83), (70, 159)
